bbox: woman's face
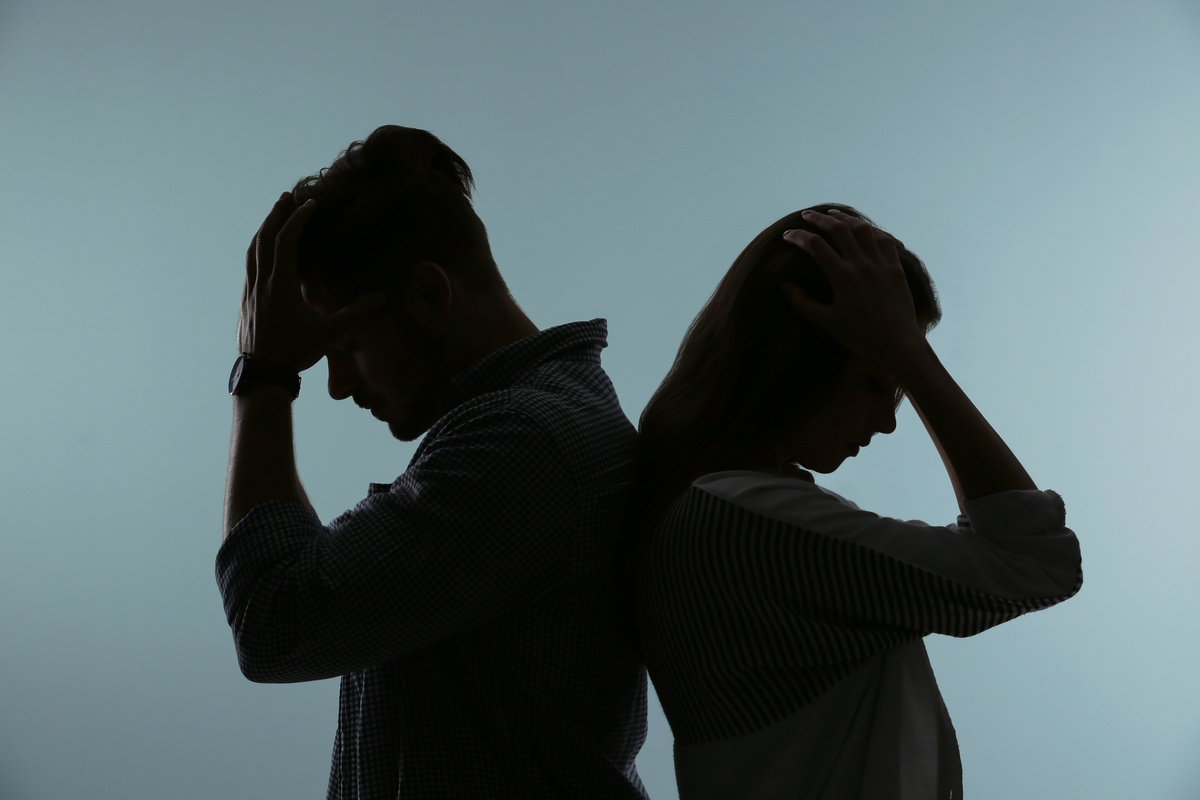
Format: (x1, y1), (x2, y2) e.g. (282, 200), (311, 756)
(779, 356), (901, 474)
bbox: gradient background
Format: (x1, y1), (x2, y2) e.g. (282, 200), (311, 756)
(3, 1), (1199, 797)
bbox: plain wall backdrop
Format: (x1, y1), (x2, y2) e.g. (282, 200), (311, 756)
(2, 1), (1199, 797)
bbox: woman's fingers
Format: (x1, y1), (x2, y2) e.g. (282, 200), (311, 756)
(783, 227), (841, 268)
(824, 208), (882, 261)
(800, 208), (868, 263)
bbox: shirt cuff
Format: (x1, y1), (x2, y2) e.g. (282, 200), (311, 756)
(962, 489), (1066, 538)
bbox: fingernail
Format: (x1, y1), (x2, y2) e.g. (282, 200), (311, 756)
(801, 210), (817, 217)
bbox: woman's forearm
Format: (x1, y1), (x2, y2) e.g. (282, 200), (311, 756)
(893, 340), (1036, 503)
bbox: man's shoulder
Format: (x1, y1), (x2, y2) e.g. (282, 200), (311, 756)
(436, 374), (633, 450)
(410, 365), (633, 498)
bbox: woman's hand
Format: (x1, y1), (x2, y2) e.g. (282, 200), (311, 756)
(238, 192), (385, 372)
(781, 208), (925, 369)
(784, 208), (1036, 501)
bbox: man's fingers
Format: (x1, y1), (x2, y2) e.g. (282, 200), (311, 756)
(271, 199), (317, 289)
(255, 192), (297, 283)
(245, 237), (259, 291)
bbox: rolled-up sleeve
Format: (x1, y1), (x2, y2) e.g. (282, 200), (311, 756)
(693, 474), (1083, 639)
(216, 405), (577, 683)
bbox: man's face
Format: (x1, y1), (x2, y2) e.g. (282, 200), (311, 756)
(307, 286), (453, 442)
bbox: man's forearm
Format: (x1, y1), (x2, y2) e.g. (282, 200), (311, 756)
(223, 385), (312, 539)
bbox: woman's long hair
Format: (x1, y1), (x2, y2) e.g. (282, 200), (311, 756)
(635, 204), (941, 528)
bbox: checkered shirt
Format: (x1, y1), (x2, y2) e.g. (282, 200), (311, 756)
(217, 320), (648, 799)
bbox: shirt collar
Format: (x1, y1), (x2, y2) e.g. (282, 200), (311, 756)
(432, 319), (610, 417)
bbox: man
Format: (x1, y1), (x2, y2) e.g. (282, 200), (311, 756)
(216, 125), (648, 798)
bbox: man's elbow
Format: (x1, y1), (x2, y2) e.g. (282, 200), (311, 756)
(228, 619), (308, 683)
(235, 648), (286, 683)
(231, 635), (292, 683)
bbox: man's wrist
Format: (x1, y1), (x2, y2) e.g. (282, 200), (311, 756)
(228, 354), (302, 400)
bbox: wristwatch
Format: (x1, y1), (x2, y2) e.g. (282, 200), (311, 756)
(228, 354), (301, 399)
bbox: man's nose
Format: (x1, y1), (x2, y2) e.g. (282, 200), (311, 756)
(326, 351), (358, 401)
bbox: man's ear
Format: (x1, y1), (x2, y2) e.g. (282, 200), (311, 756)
(403, 261), (453, 326)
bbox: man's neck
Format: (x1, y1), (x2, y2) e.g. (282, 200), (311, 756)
(446, 292), (539, 376)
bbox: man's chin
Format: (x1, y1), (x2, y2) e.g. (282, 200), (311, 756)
(387, 417), (432, 443)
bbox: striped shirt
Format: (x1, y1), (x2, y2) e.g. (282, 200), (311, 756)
(637, 469), (1081, 799)
(217, 320), (648, 800)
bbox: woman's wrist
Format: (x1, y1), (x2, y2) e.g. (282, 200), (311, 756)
(885, 336), (939, 388)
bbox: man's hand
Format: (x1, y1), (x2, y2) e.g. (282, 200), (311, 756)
(238, 192), (385, 372)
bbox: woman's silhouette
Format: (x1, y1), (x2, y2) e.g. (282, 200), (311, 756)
(635, 205), (1081, 799)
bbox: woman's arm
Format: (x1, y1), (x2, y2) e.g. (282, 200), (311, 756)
(783, 209), (1035, 502)
(895, 340), (1034, 503)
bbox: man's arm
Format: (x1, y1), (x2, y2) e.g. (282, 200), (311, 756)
(223, 192), (381, 538)
(217, 405), (580, 683)
(224, 386), (310, 538)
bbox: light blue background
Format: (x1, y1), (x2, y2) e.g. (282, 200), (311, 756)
(2, 1), (1198, 797)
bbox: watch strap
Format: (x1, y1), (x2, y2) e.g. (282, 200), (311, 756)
(229, 355), (301, 399)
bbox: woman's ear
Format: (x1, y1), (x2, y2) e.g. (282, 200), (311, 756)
(403, 261), (453, 326)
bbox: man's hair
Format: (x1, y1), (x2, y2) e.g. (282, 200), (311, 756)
(635, 203), (941, 527)
(292, 125), (503, 300)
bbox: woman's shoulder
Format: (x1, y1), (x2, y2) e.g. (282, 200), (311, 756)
(690, 468), (860, 513)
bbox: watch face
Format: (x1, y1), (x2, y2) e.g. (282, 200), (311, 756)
(228, 355), (247, 394)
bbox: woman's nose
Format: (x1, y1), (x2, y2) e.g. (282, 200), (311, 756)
(874, 401), (897, 435)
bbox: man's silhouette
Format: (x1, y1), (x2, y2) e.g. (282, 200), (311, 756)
(217, 126), (648, 799)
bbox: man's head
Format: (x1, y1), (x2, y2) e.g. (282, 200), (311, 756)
(291, 125), (504, 302)
(292, 126), (529, 441)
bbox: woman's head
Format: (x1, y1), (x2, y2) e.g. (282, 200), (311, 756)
(636, 203), (940, 523)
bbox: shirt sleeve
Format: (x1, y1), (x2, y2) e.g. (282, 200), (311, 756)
(215, 405), (578, 683)
(691, 473), (1082, 638)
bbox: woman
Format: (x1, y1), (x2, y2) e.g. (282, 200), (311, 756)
(635, 205), (1081, 799)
